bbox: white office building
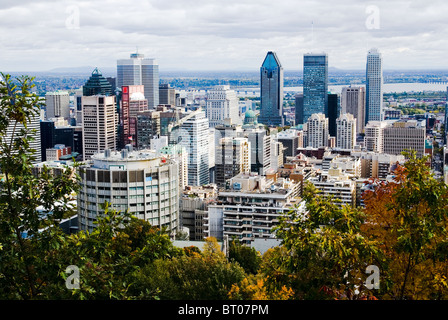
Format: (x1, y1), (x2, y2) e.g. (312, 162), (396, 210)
(45, 91), (70, 120)
(179, 110), (210, 186)
(117, 53), (159, 108)
(205, 85), (240, 128)
(82, 95), (118, 160)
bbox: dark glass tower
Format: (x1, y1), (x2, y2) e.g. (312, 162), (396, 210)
(83, 68), (113, 96)
(259, 51), (284, 127)
(327, 93), (340, 137)
(303, 53), (328, 124)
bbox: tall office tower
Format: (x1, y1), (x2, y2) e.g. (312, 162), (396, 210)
(179, 110), (210, 186)
(364, 121), (386, 153)
(383, 120), (426, 158)
(117, 53), (159, 108)
(81, 95), (118, 160)
(205, 85), (240, 128)
(366, 48), (384, 124)
(45, 91), (70, 120)
(120, 85), (148, 148)
(341, 86), (366, 134)
(259, 51), (284, 126)
(77, 148), (179, 233)
(295, 93), (304, 126)
(215, 137), (251, 187)
(303, 53), (328, 124)
(159, 83), (176, 106)
(336, 113), (357, 150)
(306, 113), (329, 148)
(327, 92), (339, 138)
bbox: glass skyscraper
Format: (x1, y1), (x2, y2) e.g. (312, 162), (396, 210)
(259, 51), (284, 126)
(365, 48), (383, 124)
(117, 53), (159, 108)
(302, 53), (328, 124)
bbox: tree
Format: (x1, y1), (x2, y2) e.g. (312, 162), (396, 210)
(362, 151), (448, 299)
(0, 73), (81, 299)
(266, 183), (381, 300)
(228, 238), (262, 275)
(132, 237), (246, 300)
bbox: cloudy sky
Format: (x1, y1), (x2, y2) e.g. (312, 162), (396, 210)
(0, 0), (447, 72)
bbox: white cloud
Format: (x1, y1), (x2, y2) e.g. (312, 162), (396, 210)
(0, 0), (447, 72)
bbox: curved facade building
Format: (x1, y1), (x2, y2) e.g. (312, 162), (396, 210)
(77, 148), (179, 234)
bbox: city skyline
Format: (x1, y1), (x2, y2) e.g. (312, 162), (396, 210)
(1, 0), (448, 72)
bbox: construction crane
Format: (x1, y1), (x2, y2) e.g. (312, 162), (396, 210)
(167, 107), (203, 145)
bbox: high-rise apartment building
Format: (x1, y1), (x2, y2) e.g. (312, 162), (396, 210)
(306, 113), (329, 148)
(259, 51), (284, 126)
(82, 95), (118, 160)
(341, 86), (366, 134)
(366, 48), (384, 123)
(205, 85), (240, 128)
(303, 53), (328, 124)
(179, 110), (210, 186)
(117, 53), (159, 108)
(45, 91), (70, 120)
(336, 113), (357, 150)
(77, 148), (179, 233)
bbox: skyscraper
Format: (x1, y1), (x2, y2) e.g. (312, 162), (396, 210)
(327, 92), (339, 138)
(179, 110), (210, 186)
(259, 51), (284, 126)
(117, 53), (159, 108)
(303, 53), (328, 124)
(365, 48), (384, 123)
(341, 86), (366, 134)
(81, 95), (118, 160)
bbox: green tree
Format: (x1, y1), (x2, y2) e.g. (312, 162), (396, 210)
(0, 73), (81, 299)
(132, 237), (246, 300)
(266, 183), (381, 300)
(228, 238), (261, 274)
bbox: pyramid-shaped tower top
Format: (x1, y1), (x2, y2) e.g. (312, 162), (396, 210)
(83, 67), (113, 96)
(262, 51), (282, 70)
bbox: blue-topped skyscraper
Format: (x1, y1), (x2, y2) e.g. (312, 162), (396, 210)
(365, 48), (384, 124)
(258, 51), (284, 127)
(302, 53), (328, 124)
